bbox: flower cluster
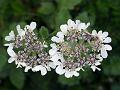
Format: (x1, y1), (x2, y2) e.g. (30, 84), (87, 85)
(5, 19), (112, 78)
(4, 22), (55, 75)
(49, 19), (112, 78)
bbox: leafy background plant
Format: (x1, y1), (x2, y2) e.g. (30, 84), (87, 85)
(0, 0), (120, 90)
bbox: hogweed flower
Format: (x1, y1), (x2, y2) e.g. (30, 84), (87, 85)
(4, 22), (55, 75)
(49, 19), (112, 78)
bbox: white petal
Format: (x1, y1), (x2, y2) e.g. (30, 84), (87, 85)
(92, 30), (97, 35)
(57, 32), (64, 39)
(91, 66), (101, 72)
(53, 61), (62, 66)
(79, 22), (90, 30)
(4, 43), (14, 47)
(30, 22), (36, 30)
(7, 46), (17, 57)
(91, 66), (96, 72)
(95, 61), (101, 66)
(55, 65), (65, 75)
(98, 31), (103, 36)
(101, 49), (108, 58)
(49, 49), (56, 56)
(50, 43), (57, 50)
(50, 54), (60, 62)
(76, 68), (81, 71)
(60, 24), (68, 35)
(24, 66), (31, 72)
(104, 44), (112, 51)
(102, 32), (108, 38)
(5, 36), (12, 41)
(79, 23), (85, 29)
(67, 19), (76, 29)
(16, 25), (25, 37)
(16, 63), (22, 68)
(103, 37), (112, 43)
(96, 54), (103, 61)
(48, 62), (56, 69)
(20, 62), (26, 67)
(45, 66), (51, 71)
(5, 31), (15, 41)
(25, 25), (29, 30)
(8, 57), (15, 63)
(75, 20), (80, 25)
(65, 71), (72, 78)
(73, 71), (79, 77)
(86, 22), (90, 27)
(43, 45), (48, 48)
(32, 65), (41, 72)
(83, 22), (90, 29)
(40, 66), (47, 76)
(4, 44), (10, 46)
(9, 31), (15, 36)
(16, 25), (21, 30)
(51, 36), (60, 43)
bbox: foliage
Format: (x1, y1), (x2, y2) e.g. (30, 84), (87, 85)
(0, 0), (120, 90)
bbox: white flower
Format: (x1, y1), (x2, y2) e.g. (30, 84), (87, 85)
(92, 30), (112, 58)
(75, 20), (90, 31)
(51, 32), (64, 43)
(24, 66), (31, 72)
(91, 65), (101, 72)
(90, 54), (103, 72)
(16, 25), (25, 39)
(100, 44), (112, 58)
(92, 30), (112, 43)
(7, 44), (17, 63)
(55, 61), (81, 78)
(32, 65), (47, 75)
(49, 43), (58, 56)
(49, 43), (64, 63)
(60, 19), (90, 35)
(25, 22), (36, 32)
(5, 31), (15, 41)
(31, 61), (56, 75)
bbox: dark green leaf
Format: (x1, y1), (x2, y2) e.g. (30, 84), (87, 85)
(103, 56), (120, 75)
(76, 11), (95, 26)
(58, 0), (82, 10)
(9, 68), (25, 89)
(111, 84), (120, 90)
(39, 26), (49, 40)
(58, 75), (79, 86)
(37, 2), (55, 15)
(55, 9), (71, 30)
(0, 47), (7, 71)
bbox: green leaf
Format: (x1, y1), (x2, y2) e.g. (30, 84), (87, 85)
(0, 47), (7, 71)
(58, 75), (79, 86)
(39, 26), (49, 41)
(79, 68), (93, 80)
(103, 56), (120, 75)
(11, 0), (26, 14)
(9, 68), (25, 89)
(76, 12), (89, 22)
(37, 2), (55, 15)
(0, 87), (9, 90)
(55, 9), (71, 30)
(58, 0), (82, 10)
(111, 84), (120, 90)
(76, 11), (95, 26)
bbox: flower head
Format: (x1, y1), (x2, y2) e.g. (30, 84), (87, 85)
(92, 30), (112, 58)
(4, 22), (54, 75)
(50, 19), (112, 78)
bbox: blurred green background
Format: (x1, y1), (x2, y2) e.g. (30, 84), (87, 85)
(0, 0), (120, 90)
